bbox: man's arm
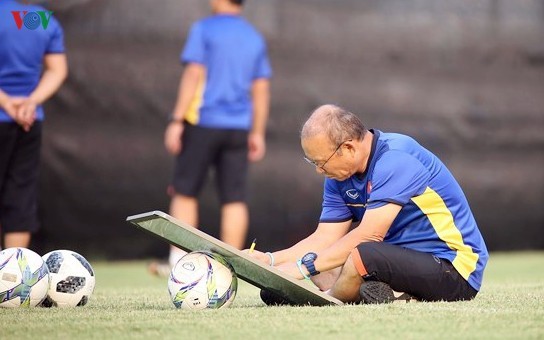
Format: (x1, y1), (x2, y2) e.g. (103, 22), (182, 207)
(312, 203), (402, 273)
(29, 54), (68, 105)
(164, 63), (205, 155)
(0, 89), (23, 122)
(17, 53), (68, 131)
(249, 219), (351, 266)
(248, 78), (270, 162)
(274, 203), (402, 279)
(171, 63), (205, 122)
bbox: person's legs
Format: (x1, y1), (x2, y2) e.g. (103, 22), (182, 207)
(327, 252), (365, 303)
(4, 231), (31, 248)
(260, 266), (343, 306)
(311, 266), (342, 292)
(0, 123), (15, 250)
(149, 124), (218, 276)
(216, 129), (249, 249)
(0, 123), (41, 249)
(168, 194), (199, 267)
(220, 201), (248, 249)
(351, 242), (478, 303)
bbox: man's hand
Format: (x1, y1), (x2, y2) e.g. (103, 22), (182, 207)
(248, 132), (265, 162)
(0, 95), (22, 120)
(0, 95), (35, 131)
(164, 121), (184, 155)
(245, 249), (272, 266)
(276, 262), (305, 280)
(16, 98), (37, 131)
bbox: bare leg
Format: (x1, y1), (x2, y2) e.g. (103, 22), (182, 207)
(168, 194), (198, 267)
(4, 231), (31, 248)
(328, 253), (364, 303)
(220, 202), (248, 249)
(311, 267), (342, 291)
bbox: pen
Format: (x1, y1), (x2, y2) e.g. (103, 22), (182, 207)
(249, 238), (257, 253)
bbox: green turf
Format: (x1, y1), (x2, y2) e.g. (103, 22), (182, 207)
(0, 252), (542, 339)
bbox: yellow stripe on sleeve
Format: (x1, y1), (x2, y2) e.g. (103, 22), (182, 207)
(411, 187), (479, 280)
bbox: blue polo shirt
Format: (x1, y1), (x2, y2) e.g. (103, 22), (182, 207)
(0, 0), (65, 122)
(320, 130), (488, 291)
(181, 14), (272, 130)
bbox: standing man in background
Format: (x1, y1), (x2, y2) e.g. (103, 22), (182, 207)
(0, 0), (68, 250)
(152, 0), (272, 275)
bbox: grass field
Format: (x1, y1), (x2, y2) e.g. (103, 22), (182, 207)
(1, 252), (543, 339)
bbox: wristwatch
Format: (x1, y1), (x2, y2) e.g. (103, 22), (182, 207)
(301, 252), (320, 276)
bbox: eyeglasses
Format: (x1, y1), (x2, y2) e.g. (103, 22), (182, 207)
(304, 140), (350, 170)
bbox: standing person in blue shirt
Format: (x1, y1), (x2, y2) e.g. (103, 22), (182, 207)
(250, 104), (488, 304)
(0, 0), (68, 249)
(155, 0), (271, 274)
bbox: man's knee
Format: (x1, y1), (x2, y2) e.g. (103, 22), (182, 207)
(356, 241), (382, 259)
(341, 251), (366, 280)
(350, 243), (382, 277)
(312, 253), (363, 292)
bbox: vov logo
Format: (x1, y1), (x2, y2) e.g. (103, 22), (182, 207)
(11, 10), (53, 30)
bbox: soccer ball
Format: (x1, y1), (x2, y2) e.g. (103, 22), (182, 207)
(168, 251), (237, 310)
(40, 250), (96, 308)
(0, 247), (50, 308)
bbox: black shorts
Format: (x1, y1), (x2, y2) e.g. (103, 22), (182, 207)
(352, 242), (478, 302)
(171, 123), (249, 204)
(0, 122), (42, 233)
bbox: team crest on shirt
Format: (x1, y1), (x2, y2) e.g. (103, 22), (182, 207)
(367, 181), (372, 194)
(346, 189), (359, 199)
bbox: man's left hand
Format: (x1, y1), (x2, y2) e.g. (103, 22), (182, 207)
(16, 98), (37, 131)
(248, 133), (265, 162)
(276, 262), (305, 280)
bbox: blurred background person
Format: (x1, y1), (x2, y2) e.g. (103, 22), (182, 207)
(150, 0), (272, 275)
(0, 0), (68, 249)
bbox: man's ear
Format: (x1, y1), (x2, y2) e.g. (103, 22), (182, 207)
(343, 140), (356, 155)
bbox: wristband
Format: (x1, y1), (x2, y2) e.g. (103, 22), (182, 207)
(265, 252), (275, 266)
(296, 259), (311, 280)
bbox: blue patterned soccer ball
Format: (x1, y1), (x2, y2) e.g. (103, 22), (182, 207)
(40, 250), (96, 308)
(168, 251), (237, 310)
(0, 247), (50, 308)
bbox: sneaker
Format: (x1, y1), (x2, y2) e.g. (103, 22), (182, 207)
(359, 281), (417, 304)
(148, 261), (172, 278)
(260, 289), (297, 306)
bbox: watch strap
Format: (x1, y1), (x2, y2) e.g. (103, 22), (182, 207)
(296, 259), (310, 280)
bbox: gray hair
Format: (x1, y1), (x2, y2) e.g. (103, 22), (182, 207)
(301, 104), (367, 149)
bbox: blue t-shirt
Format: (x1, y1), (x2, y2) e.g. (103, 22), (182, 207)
(320, 130), (488, 291)
(181, 14), (272, 130)
(0, 0), (65, 122)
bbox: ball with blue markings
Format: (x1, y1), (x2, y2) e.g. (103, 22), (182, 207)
(0, 247), (50, 308)
(168, 251), (237, 310)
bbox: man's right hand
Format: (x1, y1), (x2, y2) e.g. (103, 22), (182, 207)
(245, 249), (273, 266)
(0, 95), (35, 131)
(164, 121), (184, 155)
(16, 98), (38, 131)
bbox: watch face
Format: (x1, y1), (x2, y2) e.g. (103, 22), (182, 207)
(302, 252), (317, 263)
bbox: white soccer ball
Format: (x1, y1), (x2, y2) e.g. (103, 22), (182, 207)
(168, 251), (237, 310)
(0, 247), (50, 308)
(40, 250), (96, 308)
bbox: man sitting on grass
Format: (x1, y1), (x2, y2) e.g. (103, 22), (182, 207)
(250, 104), (488, 304)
